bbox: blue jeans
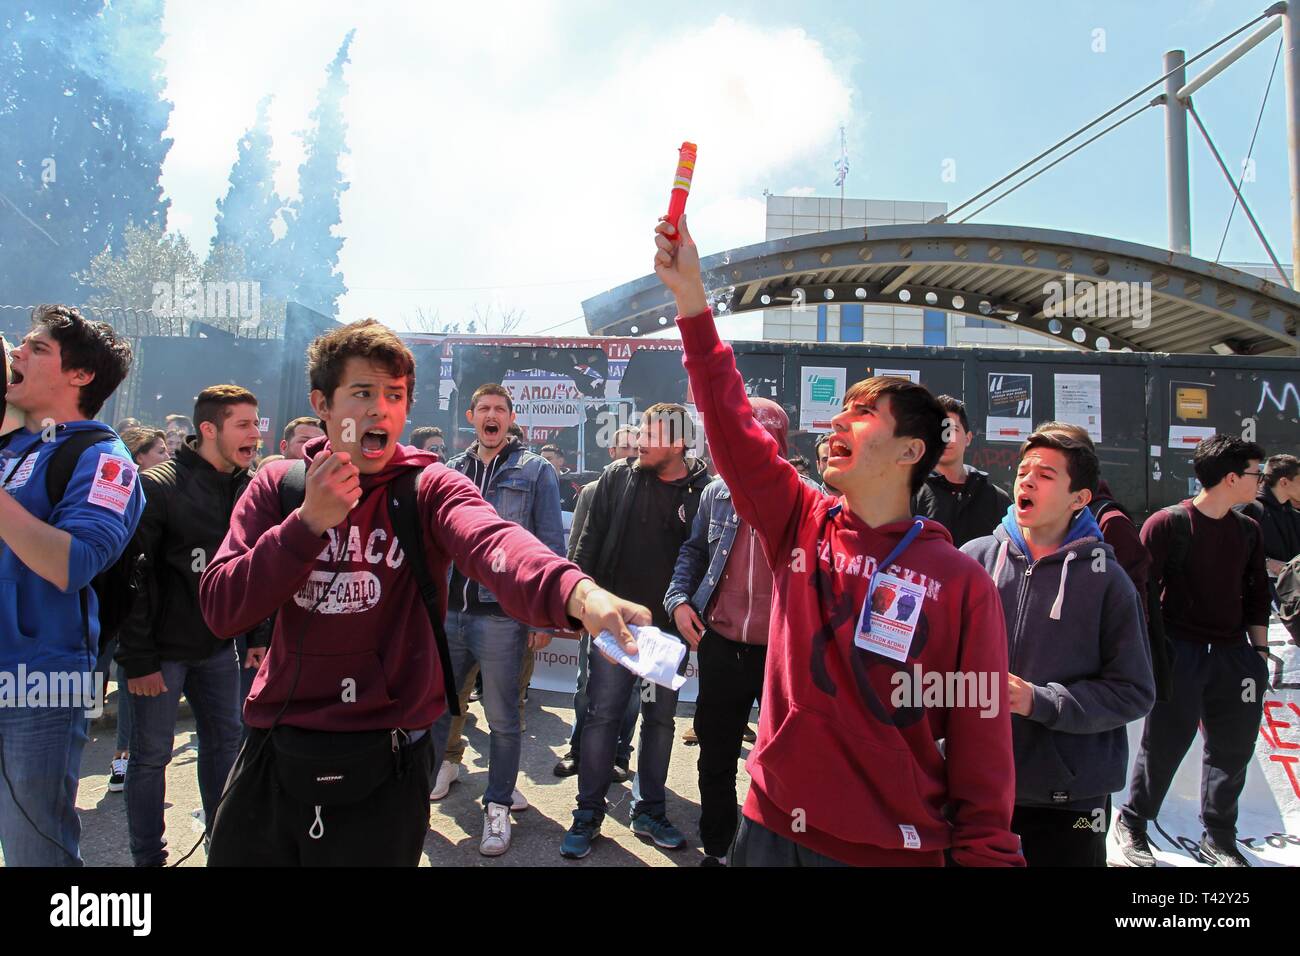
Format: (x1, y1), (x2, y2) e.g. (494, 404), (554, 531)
(0, 702), (89, 866)
(93, 637), (133, 754)
(114, 662), (134, 754)
(568, 633), (638, 764)
(125, 644), (242, 866)
(577, 635), (687, 819)
(444, 610), (528, 808)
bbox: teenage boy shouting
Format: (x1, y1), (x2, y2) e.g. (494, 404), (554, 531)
(0, 306), (140, 866)
(653, 218), (1021, 867)
(199, 319), (645, 866)
(117, 385), (266, 867)
(961, 427), (1153, 866)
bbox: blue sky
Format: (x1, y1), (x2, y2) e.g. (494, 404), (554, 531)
(157, 0), (1288, 338)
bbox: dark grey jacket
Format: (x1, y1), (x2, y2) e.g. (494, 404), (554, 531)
(961, 525), (1155, 809)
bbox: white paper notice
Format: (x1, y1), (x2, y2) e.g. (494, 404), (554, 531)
(1168, 425), (1216, 451)
(799, 366), (846, 431)
(593, 625), (688, 691)
(1053, 373), (1102, 443)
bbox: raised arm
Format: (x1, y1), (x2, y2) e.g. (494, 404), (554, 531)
(653, 217), (813, 558)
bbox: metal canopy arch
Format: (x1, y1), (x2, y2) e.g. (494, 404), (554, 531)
(580, 223), (1300, 356)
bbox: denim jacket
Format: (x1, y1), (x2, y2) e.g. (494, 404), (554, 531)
(446, 442), (566, 604)
(664, 474), (818, 619)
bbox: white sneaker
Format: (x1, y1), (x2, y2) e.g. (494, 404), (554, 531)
(430, 760), (459, 800)
(480, 802), (512, 856)
(510, 788), (529, 811)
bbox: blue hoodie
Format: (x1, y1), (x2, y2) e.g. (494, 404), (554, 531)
(0, 422), (145, 674)
(961, 505), (1154, 810)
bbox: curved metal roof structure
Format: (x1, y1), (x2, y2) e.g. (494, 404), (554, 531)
(581, 223), (1300, 356)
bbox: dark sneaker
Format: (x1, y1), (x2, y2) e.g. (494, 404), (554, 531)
(631, 811), (686, 850)
(553, 752), (579, 777)
(108, 756), (128, 793)
(742, 727), (756, 743)
(560, 810), (602, 859)
(701, 854), (726, 867)
(610, 759), (630, 784)
(1112, 815), (1155, 867)
(1199, 834), (1250, 868)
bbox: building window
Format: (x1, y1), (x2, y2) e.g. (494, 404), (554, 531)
(817, 304), (827, 342)
(923, 309), (947, 347)
(964, 316), (999, 329)
(839, 304), (863, 342)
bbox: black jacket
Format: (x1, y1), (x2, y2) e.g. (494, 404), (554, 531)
(116, 439), (263, 677)
(572, 456), (711, 626)
(1238, 490), (1300, 565)
(912, 464), (1013, 548)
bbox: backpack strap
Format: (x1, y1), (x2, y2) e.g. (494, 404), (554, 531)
(41, 427), (117, 666)
(387, 467), (461, 717)
(1161, 503), (1193, 583)
(44, 426), (117, 504)
(279, 459), (308, 518)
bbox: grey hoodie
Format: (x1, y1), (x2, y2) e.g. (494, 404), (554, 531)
(961, 525), (1155, 810)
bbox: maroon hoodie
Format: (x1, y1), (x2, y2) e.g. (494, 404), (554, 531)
(679, 308), (1022, 867)
(199, 438), (589, 731)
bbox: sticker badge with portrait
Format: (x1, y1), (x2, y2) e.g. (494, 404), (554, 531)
(854, 572), (926, 662)
(87, 452), (136, 515)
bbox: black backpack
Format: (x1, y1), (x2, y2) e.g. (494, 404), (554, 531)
(0, 426), (139, 650)
(1161, 502), (1260, 582)
(277, 460), (461, 716)
(1089, 495), (1173, 702)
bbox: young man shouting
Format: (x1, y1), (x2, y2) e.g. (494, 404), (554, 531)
(961, 427), (1153, 866)
(117, 385), (266, 867)
(433, 383), (567, 856)
(199, 319), (645, 866)
(0, 305), (141, 866)
(653, 218), (1021, 866)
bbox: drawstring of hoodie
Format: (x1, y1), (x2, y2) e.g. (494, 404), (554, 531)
(1049, 551), (1077, 620)
(992, 538), (1010, 584)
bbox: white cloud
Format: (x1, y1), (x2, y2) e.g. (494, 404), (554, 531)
(157, 7), (853, 334)
(785, 186), (817, 197)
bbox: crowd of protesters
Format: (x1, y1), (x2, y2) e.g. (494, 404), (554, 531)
(0, 218), (1296, 869)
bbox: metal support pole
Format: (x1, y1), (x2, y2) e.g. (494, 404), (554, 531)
(1164, 50), (1193, 255)
(1283, 2), (1300, 288)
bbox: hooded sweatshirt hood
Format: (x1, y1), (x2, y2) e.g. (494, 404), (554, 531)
(748, 397), (789, 457)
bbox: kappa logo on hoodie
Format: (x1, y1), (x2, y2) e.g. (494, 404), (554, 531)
(292, 523), (407, 615)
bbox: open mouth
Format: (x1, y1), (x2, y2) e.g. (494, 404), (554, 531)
(237, 444), (256, 459)
(1016, 493), (1035, 515)
(483, 422), (501, 440)
(8, 368), (22, 386)
(360, 428), (389, 458)
(828, 437), (852, 461)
